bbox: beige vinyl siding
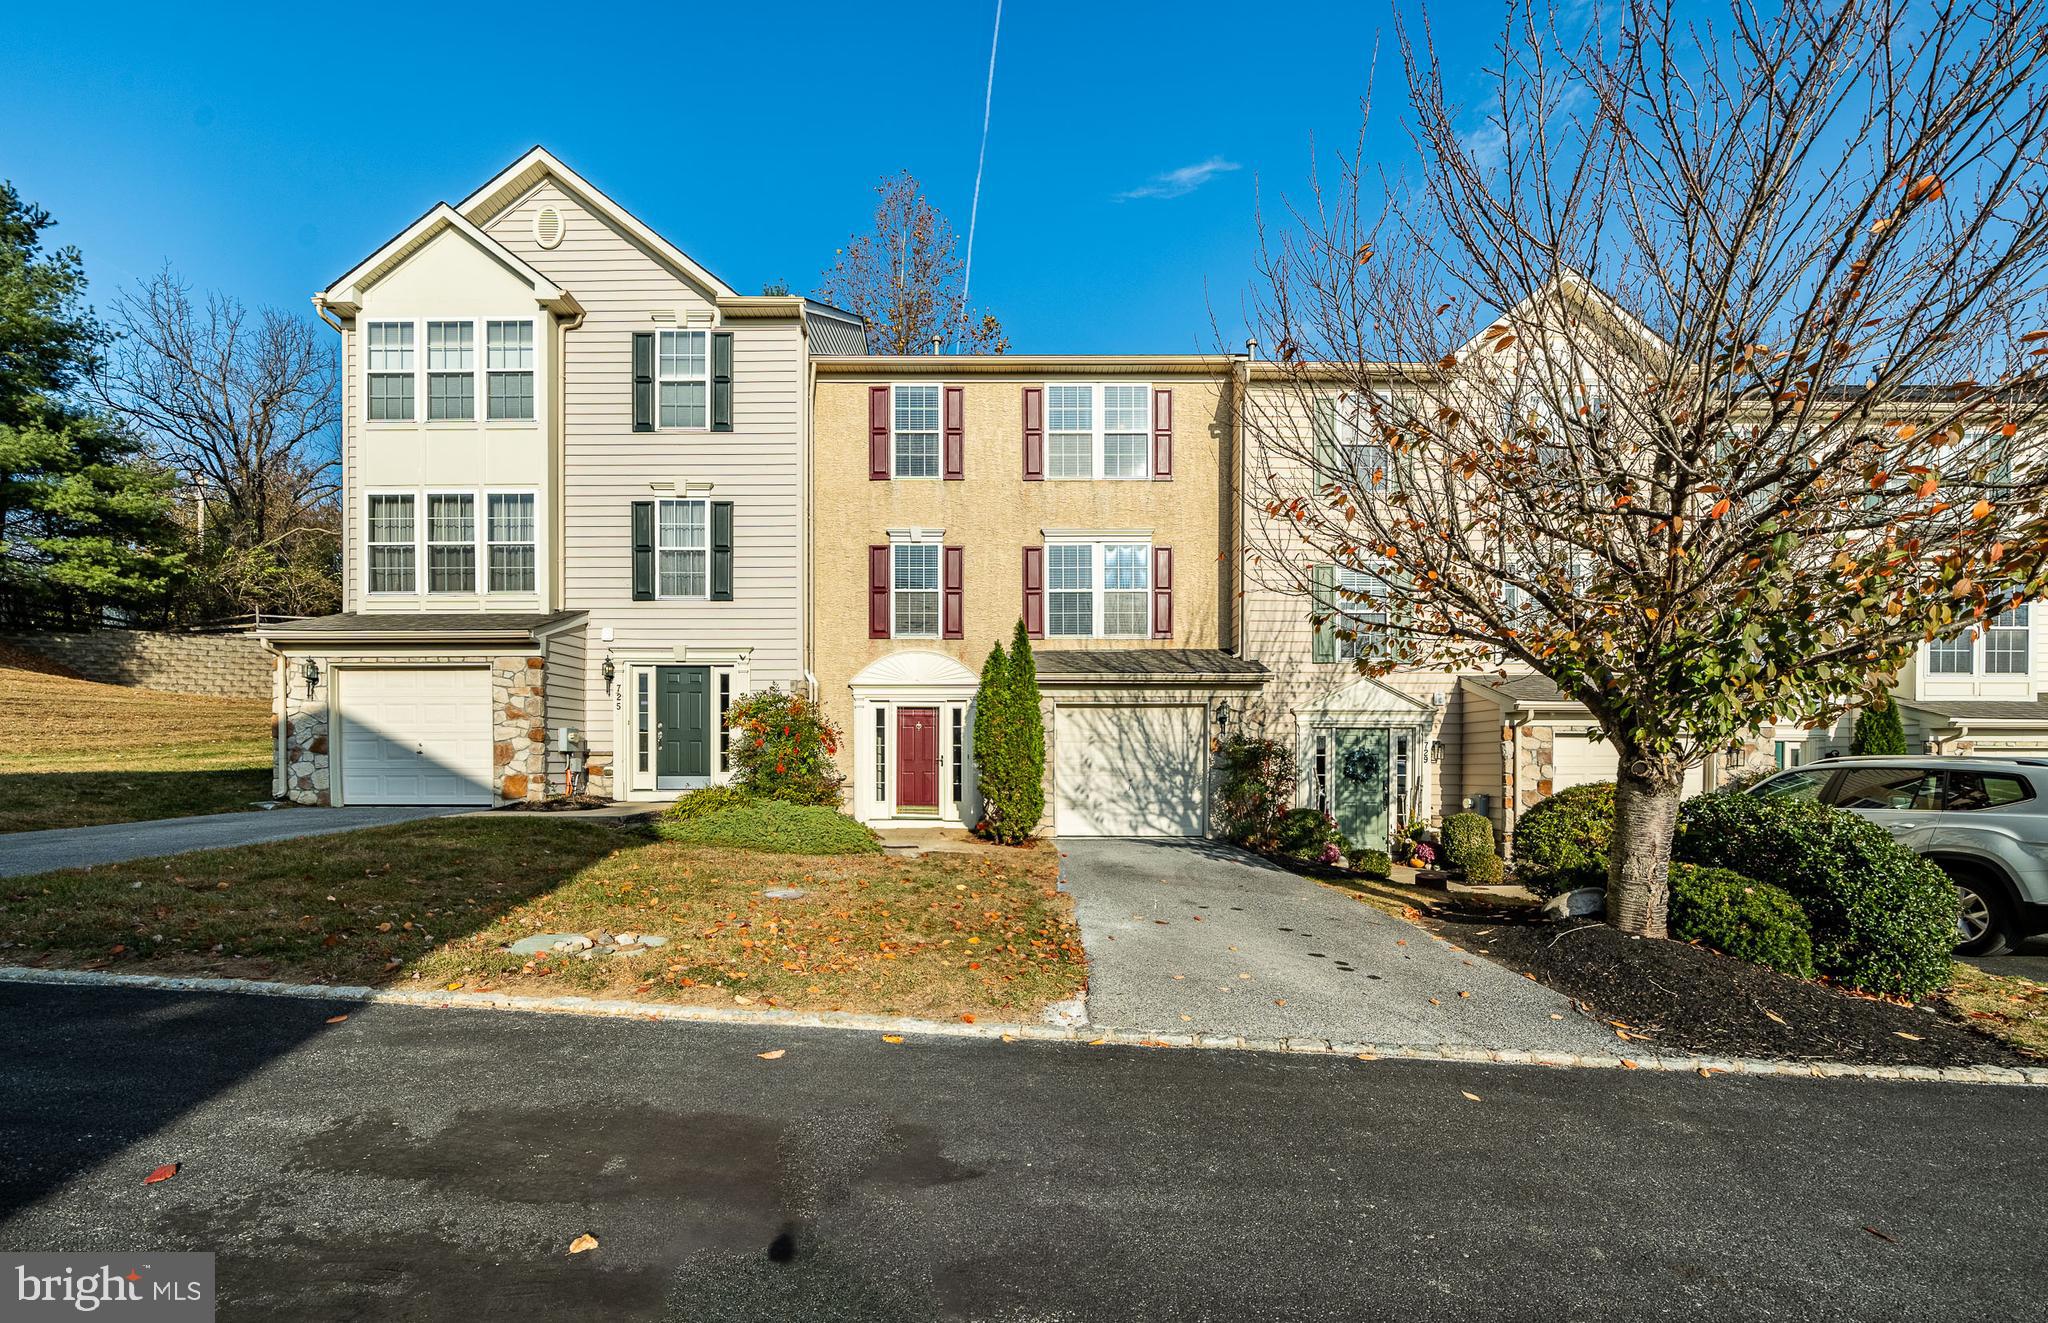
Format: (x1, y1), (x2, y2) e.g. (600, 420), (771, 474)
(544, 622), (587, 787)
(479, 179), (807, 770)
(1458, 688), (1507, 836)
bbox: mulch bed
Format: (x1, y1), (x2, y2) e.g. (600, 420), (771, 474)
(494, 795), (624, 814)
(1426, 902), (2036, 1068)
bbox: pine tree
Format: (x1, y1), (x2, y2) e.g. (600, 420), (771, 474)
(1005, 619), (1046, 838)
(971, 640), (1011, 836)
(1851, 695), (1909, 756)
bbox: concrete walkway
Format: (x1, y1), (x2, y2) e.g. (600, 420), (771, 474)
(1061, 838), (1615, 1053)
(0, 806), (458, 878)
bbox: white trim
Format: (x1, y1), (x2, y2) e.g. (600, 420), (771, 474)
(890, 382), (943, 480)
(363, 488), (418, 595)
(1041, 381), (1152, 480)
(423, 488), (480, 594)
(653, 496), (711, 601)
(484, 317), (537, 421)
(886, 526), (945, 543)
(362, 485), (541, 600)
(1043, 536), (1152, 640)
(1042, 526), (1150, 540)
(615, 656), (749, 799)
(889, 540), (943, 640)
(654, 328), (711, 432)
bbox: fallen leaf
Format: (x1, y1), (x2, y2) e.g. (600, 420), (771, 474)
(1458, 990), (1471, 999)
(1697, 1067), (1717, 1079)
(143, 1163), (179, 1185)
(1356, 1052), (1377, 1061)
(1273, 999), (1287, 1007)
(1762, 1009), (1787, 1025)
(1088, 1037), (1107, 1046)
(1171, 974), (1186, 981)
(1428, 998), (1440, 1006)
(1621, 1059), (1640, 1070)
(1863, 1225), (1898, 1245)
(1550, 1013), (1564, 1020)
(1461, 1091), (1481, 1102)
(757, 1049), (786, 1060)
(959, 1013), (976, 1024)
(324, 1014), (349, 1025)
(1893, 1031), (1922, 1041)
(568, 1233), (599, 1255)
(881, 1035), (904, 1044)
(733, 995), (755, 1006)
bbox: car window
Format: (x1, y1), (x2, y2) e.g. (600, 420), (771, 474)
(1946, 772), (2035, 811)
(1756, 769), (1833, 802)
(1831, 767), (1943, 811)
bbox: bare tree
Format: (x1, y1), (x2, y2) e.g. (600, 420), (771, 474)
(819, 172), (1008, 354)
(1243, 0), (2048, 936)
(92, 268), (340, 616)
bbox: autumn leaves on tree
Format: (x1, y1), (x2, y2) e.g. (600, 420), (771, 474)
(818, 172), (1007, 355)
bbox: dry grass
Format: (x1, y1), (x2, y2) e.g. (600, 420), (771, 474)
(1938, 962), (2048, 1058)
(0, 663), (275, 832)
(0, 817), (1089, 1021)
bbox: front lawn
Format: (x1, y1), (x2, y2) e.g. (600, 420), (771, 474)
(0, 817), (1088, 1021)
(0, 655), (276, 833)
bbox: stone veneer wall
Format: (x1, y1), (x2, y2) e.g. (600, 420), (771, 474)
(3, 629), (272, 698)
(1500, 722), (1556, 847)
(281, 653), (548, 806)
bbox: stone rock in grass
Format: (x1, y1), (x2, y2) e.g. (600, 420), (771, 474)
(763, 888), (807, 900)
(638, 935), (670, 947)
(508, 933), (587, 955)
(1539, 887), (1606, 920)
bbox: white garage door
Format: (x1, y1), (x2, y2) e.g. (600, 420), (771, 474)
(1551, 725), (1706, 796)
(339, 668), (493, 805)
(1054, 704), (1205, 838)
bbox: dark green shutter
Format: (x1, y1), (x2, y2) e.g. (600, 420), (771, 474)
(1312, 396), (1338, 477)
(631, 501), (656, 600)
(711, 331), (734, 432)
(632, 333), (655, 432)
(1311, 563), (1337, 663)
(710, 500), (734, 601)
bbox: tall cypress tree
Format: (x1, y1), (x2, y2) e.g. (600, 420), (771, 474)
(1851, 694), (1909, 756)
(971, 640), (1011, 835)
(1005, 619), (1046, 839)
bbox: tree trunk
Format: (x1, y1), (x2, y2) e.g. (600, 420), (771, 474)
(1607, 754), (1684, 937)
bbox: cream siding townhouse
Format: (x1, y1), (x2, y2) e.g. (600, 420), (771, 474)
(262, 148), (862, 807)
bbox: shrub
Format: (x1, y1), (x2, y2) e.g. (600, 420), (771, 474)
(973, 624), (1047, 844)
(1443, 812), (1498, 875)
(1463, 853), (1506, 885)
(655, 799), (880, 854)
(1350, 848), (1392, 879)
(1668, 863), (1816, 979)
(1275, 807), (1347, 862)
(1512, 782), (1615, 897)
(1674, 791), (1957, 998)
(1851, 695), (1909, 756)
(726, 688), (846, 806)
(1215, 735), (1294, 849)
(661, 784), (757, 825)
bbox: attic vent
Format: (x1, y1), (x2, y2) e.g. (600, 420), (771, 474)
(533, 205), (565, 250)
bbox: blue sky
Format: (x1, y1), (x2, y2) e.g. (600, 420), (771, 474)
(1, 0), (1485, 353)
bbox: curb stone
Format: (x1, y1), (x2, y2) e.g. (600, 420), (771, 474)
(0, 964), (2037, 1087)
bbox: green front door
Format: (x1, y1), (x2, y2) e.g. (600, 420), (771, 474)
(655, 665), (711, 786)
(1331, 727), (1391, 850)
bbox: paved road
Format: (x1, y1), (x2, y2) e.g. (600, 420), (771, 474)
(1964, 934), (2048, 983)
(0, 806), (457, 877)
(1063, 838), (1615, 1052)
(1, 982), (2040, 1321)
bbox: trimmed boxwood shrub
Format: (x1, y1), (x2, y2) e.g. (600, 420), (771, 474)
(1512, 781), (1615, 897)
(655, 799), (881, 854)
(1668, 863), (1816, 979)
(1275, 807), (1348, 863)
(1463, 852), (1506, 885)
(660, 784), (757, 826)
(1443, 812), (1498, 875)
(1674, 792), (1957, 998)
(1350, 848), (1392, 879)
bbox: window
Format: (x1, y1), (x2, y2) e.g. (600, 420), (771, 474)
(1393, 732), (1412, 820)
(426, 321), (475, 420)
(1757, 768), (1831, 801)
(637, 672), (651, 774)
(719, 673), (732, 773)
(1313, 732), (1330, 813)
(487, 493), (536, 593)
(657, 330), (708, 429)
(425, 493), (476, 593)
(655, 498), (709, 598)
(951, 708), (964, 806)
(1831, 767), (1942, 811)
(1928, 632), (1976, 675)
(487, 321), (534, 420)
(1047, 541), (1150, 637)
(893, 385), (941, 477)
(874, 708), (887, 804)
(1337, 396), (1395, 492)
(892, 543), (941, 637)
(1773, 739), (1805, 770)
(1335, 567), (1390, 661)
(366, 322), (414, 421)
(1986, 605), (2031, 675)
(1946, 771), (2034, 810)
(366, 493), (415, 593)
(1045, 384), (1148, 479)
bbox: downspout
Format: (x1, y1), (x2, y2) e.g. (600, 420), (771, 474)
(265, 637), (285, 800)
(801, 317), (819, 703)
(553, 306), (585, 612)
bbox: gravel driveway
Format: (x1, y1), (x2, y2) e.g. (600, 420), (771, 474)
(1061, 838), (1614, 1052)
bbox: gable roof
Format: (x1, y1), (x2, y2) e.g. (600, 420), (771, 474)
(455, 146), (737, 301)
(314, 203), (581, 318)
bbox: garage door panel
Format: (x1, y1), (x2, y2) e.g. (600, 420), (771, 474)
(1055, 705), (1204, 838)
(340, 668), (492, 806)
(1550, 726), (1706, 797)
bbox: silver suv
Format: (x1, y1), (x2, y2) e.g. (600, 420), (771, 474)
(1748, 756), (2048, 955)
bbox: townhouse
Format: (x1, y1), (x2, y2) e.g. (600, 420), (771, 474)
(263, 147), (2045, 848)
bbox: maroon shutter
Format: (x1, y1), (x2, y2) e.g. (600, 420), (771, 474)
(868, 386), (890, 480)
(943, 385), (965, 480)
(868, 545), (891, 638)
(1152, 388), (1173, 481)
(1022, 545), (1045, 638)
(1021, 387), (1044, 481)
(1151, 546), (1174, 639)
(943, 545), (964, 638)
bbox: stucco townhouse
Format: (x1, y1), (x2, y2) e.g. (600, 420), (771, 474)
(260, 147), (862, 807)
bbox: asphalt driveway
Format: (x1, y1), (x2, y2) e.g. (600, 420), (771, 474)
(1061, 838), (1615, 1053)
(0, 805), (458, 878)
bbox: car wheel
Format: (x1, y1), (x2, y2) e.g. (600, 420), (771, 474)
(1946, 869), (2013, 957)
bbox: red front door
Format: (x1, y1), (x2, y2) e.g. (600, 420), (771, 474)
(896, 707), (939, 812)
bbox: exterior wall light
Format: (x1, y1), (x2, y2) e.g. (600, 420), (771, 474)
(301, 657), (321, 696)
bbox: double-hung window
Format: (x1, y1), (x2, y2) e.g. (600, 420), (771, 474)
(1047, 540), (1150, 638)
(366, 494), (416, 593)
(1046, 384), (1149, 479)
(1928, 632), (1975, 675)
(1335, 566), (1390, 661)
(486, 321), (535, 420)
(656, 498), (709, 598)
(366, 322), (415, 421)
(425, 493), (477, 593)
(893, 385), (941, 477)
(892, 543), (941, 637)
(426, 322), (475, 421)
(487, 493), (536, 592)
(657, 330), (709, 429)
(1986, 605), (2031, 675)
(1340, 399), (1395, 493)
